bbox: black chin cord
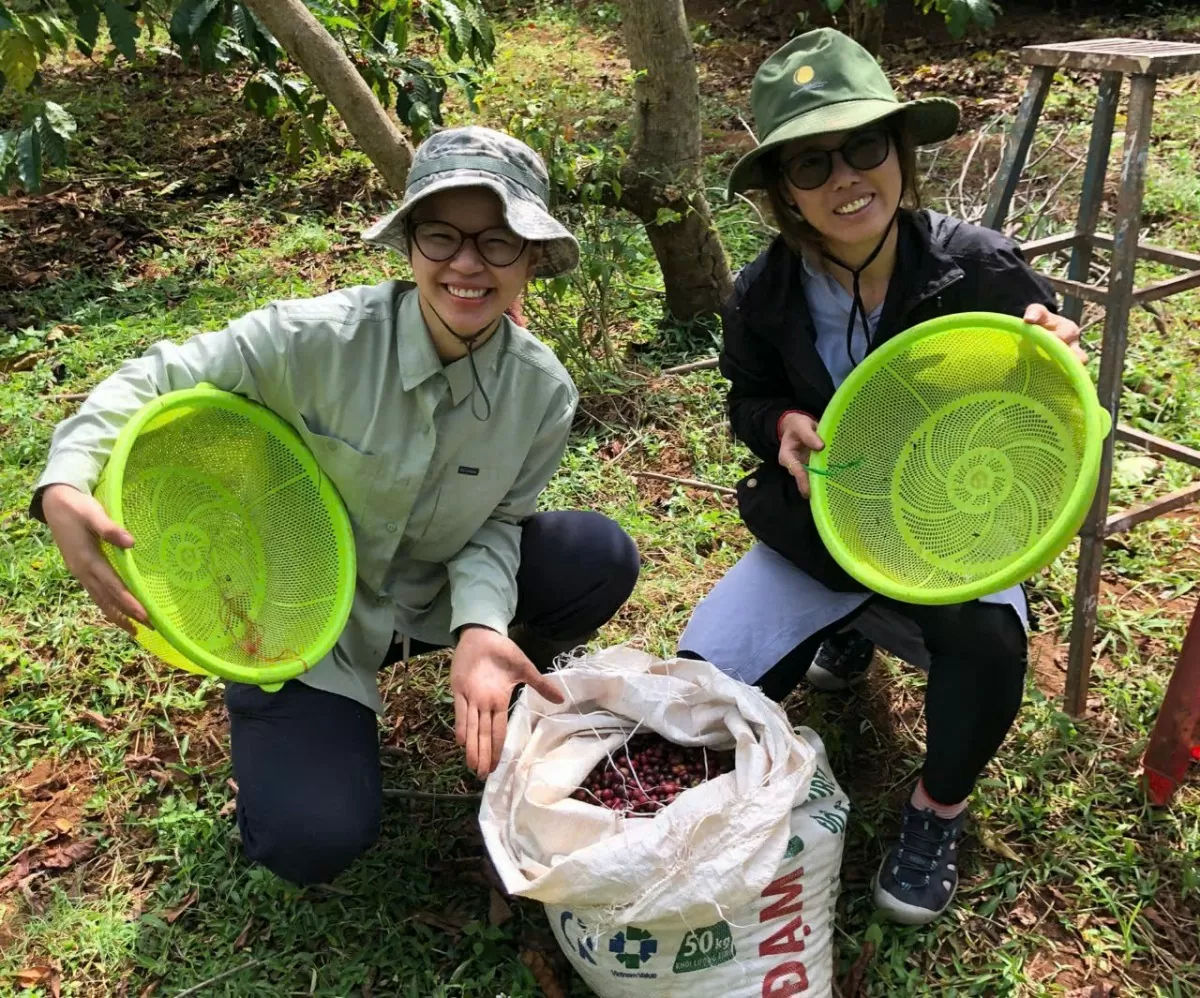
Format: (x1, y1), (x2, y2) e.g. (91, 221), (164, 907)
(422, 297), (494, 421)
(820, 210), (898, 369)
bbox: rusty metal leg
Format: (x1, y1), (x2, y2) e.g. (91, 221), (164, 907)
(1143, 599), (1200, 805)
(1064, 71), (1122, 324)
(1065, 74), (1160, 716)
(983, 65), (1055, 232)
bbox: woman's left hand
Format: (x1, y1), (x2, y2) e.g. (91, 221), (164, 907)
(1024, 304), (1088, 365)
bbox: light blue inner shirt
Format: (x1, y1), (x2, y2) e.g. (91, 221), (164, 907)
(800, 253), (883, 388)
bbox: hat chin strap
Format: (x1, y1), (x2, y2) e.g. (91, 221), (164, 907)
(820, 207), (898, 370)
(421, 295), (496, 422)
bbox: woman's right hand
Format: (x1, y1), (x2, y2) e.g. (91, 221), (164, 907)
(777, 412), (825, 499)
(42, 484), (150, 636)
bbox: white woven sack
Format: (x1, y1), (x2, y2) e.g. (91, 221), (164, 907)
(480, 647), (848, 997)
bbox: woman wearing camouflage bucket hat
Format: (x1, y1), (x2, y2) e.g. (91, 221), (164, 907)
(32, 125), (639, 886)
(679, 30), (1087, 925)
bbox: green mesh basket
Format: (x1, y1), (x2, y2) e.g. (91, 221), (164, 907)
(93, 385), (356, 686)
(809, 312), (1112, 604)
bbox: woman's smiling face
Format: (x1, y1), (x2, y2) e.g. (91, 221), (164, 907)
(779, 127), (903, 254)
(408, 187), (538, 332)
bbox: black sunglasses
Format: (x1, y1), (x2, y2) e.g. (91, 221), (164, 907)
(780, 128), (892, 191)
(410, 220), (528, 268)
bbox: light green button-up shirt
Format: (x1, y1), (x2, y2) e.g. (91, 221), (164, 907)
(33, 281), (578, 712)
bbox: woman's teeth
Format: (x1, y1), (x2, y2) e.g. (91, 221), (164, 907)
(447, 286), (490, 299)
(834, 195), (874, 216)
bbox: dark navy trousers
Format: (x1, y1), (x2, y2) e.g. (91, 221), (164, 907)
(224, 510), (640, 884)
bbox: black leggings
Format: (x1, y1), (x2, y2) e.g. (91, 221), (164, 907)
(757, 598), (1027, 806)
(224, 510), (640, 885)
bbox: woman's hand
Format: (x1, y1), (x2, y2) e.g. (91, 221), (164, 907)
(450, 625), (565, 779)
(778, 411), (825, 499)
(41, 483), (150, 636)
(1025, 304), (1088, 365)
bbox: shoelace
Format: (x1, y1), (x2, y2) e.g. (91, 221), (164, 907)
(894, 808), (956, 885)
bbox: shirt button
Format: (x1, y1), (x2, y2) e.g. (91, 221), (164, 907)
(386, 522), (398, 533)
(747, 478), (758, 489)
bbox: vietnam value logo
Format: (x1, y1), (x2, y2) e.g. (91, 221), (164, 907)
(609, 926), (658, 970)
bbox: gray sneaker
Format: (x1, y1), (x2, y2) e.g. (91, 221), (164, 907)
(806, 629), (875, 691)
(874, 802), (967, 925)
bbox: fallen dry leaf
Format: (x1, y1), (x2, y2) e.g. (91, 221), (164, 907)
(488, 888), (513, 928)
(520, 949), (565, 998)
(411, 910), (469, 938)
(14, 967), (52, 988)
(137, 982), (159, 998)
(41, 838), (97, 871)
(52, 817), (73, 834)
(976, 827), (1022, 864)
(79, 710), (113, 731)
(233, 916), (254, 951)
(838, 940), (875, 998)
(163, 889), (198, 924)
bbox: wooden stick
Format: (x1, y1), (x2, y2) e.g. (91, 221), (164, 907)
(632, 470), (735, 496)
(661, 357), (718, 376)
(382, 789), (482, 802)
(171, 959), (262, 997)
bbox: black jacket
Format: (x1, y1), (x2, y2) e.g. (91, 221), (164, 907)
(721, 208), (1059, 591)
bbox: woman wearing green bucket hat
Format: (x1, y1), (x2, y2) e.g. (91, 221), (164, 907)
(680, 29), (1088, 926)
(32, 126), (640, 887)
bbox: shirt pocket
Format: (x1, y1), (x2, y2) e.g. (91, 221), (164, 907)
(408, 462), (514, 562)
(294, 412), (385, 527)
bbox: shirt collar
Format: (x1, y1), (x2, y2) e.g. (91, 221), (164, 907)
(396, 288), (506, 406)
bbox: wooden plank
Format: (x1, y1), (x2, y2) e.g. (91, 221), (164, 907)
(1115, 425), (1200, 468)
(1065, 71), (1121, 324)
(1105, 482), (1200, 536)
(1022, 38), (1200, 77)
(1066, 73), (1159, 717)
(983, 66), (1054, 232)
(1020, 231), (1083, 259)
(1042, 274), (1109, 305)
(1092, 232), (1200, 270)
(1134, 269), (1200, 305)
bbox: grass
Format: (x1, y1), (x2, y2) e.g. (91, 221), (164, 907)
(3, 4), (1200, 996)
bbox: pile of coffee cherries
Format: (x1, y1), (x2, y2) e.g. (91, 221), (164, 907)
(571, 732), (735, 815)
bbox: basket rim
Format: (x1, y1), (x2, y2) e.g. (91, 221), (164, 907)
(95, 384), (357, 683)
(809, 311), (1110, 604)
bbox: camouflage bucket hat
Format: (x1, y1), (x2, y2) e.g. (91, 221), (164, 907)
(728, 28), (960, 197)
(363, 125), (580, 278)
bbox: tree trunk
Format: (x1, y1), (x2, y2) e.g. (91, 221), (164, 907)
(242, 0), (414, 193)
(849, 1), (887, 57)
(617, 0), (732, 321)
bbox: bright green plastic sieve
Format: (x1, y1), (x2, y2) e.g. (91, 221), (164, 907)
(93, 385), (357, 687)
(808, 312), (1112, 605)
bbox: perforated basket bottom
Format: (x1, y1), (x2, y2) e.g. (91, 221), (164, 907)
(818, 324), (1090, 595)
(111, 400), (345, 673)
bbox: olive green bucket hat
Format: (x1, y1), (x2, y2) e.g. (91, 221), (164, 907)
(728, 28), (960, 197)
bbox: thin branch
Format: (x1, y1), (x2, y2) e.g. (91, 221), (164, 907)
(632, 470), (735, 495)
(662, 357), (719, 375)
(382, 789), (482, 802)
(172, 959), (263, 998)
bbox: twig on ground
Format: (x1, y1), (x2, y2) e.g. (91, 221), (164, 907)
(631, 470), (735, 496)
(661, 357), (719, 376)
(171, 959), (262, 998)
(382, 789), (482, 802)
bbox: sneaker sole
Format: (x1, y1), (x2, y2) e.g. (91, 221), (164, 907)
(871, 855), (956, 926)
(806, 663), (866, 692)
